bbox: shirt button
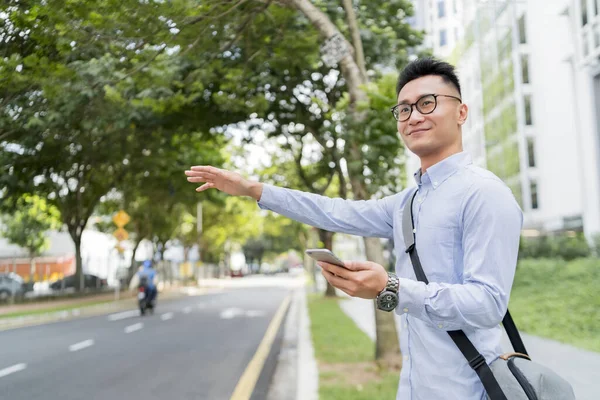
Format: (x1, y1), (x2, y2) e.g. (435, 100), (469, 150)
(417, 197), (423, 203)
(403, 308), (409, 313)
(403, 355), (410, 361)
(438, 324), (443, 329)
(433, 181), (439, 187)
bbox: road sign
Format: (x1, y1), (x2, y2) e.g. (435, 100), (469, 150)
(320, 33), (350, 67)
(112, 210), (130, 228)
(113, 228), (129, 241)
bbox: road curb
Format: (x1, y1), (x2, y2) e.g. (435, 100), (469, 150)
(266, 284), (318, 400)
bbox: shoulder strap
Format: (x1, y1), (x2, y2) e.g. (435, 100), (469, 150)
(401, 189), (528, 354)
(401, 189), (519, 400)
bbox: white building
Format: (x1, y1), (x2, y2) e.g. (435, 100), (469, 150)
(407, 0), (600, 238)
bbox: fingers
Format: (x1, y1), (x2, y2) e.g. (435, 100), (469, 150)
(321, 268), (352, 292)
(190, 165), (220, 174)
(187, 176), (212, 183)
(318, 261), (352, 279)
(341, 261), (371, 271)
(185, 169), (219, 189)
(196, 183), (215, 192)
(185, 170), (217, 179)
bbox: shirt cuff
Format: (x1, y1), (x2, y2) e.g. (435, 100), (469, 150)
(397, 278), (452, 330)
(257, 183), (277, 210)
(397, 278), (428, 316)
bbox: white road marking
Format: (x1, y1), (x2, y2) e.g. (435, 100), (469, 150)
(245, 310), (266, 318)
(182, 307), (192, 314)
(108, 310), (139, 321)
(124, 323), (143, 333)
(69, 339), (94, 352)
(161, 312), (174, 321)
(0, 363), (27, 378)
(220, 308), (244, 319)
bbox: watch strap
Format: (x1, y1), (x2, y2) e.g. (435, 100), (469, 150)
(383, 272), (399, 294)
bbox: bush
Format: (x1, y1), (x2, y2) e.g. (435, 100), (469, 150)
(511, 257), (600, 352)
(589, 233), (600, 257)
(519, 232), (590, 260)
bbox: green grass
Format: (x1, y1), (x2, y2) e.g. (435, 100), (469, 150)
(0, 299), (114, 319)
(510, 258), (600, 352)
(307, 295), (399, 400)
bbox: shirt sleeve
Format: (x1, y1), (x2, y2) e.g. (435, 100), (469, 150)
(257, 184), (398, 239)
(397, 179), (523, 331)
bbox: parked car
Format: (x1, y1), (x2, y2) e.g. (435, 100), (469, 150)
(230, 269), (244, 278)
(0, 272), (26, 301)
(50, 274), (108, 291)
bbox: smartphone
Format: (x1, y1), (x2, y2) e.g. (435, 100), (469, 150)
(305, 248), (346, 267)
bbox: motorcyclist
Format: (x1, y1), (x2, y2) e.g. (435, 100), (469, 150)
(137, 260), (157, 304)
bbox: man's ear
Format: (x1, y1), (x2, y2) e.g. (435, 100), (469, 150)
(458, 103), (468, 125)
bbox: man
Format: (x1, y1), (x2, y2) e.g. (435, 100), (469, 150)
(132, 260), (158, 303)
(184, 57), (522, 399)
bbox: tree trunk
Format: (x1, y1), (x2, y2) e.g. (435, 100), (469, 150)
(28, 253), (36, 284)
(288, 0), (401, 365)
(318, 229), (337, 297)
(341, 0), (367, 81)
(126, 239), (142, 285)
(74, 235), (83, 292)
(365, 236), (402, 369)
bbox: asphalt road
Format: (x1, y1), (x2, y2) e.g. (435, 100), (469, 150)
(0, 284), (293, 400)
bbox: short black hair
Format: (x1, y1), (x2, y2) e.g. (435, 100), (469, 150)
(396, 57), (461, 97)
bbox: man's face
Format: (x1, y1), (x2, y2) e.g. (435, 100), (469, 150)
(395, 75), (467, 160)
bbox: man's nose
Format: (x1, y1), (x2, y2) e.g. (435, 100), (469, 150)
(408, 107), (425, 124)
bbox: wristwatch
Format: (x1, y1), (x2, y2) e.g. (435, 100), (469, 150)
(376, 272), (399, 312)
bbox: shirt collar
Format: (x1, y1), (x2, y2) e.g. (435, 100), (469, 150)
(413, 152), (472, 189)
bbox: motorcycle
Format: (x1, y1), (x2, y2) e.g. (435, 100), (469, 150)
(137, 277), (155, 316)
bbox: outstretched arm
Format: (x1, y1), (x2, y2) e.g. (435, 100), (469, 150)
(185, 166), (396, 238)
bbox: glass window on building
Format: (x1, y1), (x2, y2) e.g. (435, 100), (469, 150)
(527, 138), (536, 167)
(521, 54), (530, 84)
(440, 29), (447, 46)
(518, 14), (527, 44)
(453, 0), (458, 13)
(530, 181), (539, 209)
(438, 0), (446, 18)
(524, 95), (533, 125)
(582, 0), (588, 26)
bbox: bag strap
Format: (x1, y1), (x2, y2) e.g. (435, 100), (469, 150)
(402, 189), (528, 355)
(402, 189), (517, 400)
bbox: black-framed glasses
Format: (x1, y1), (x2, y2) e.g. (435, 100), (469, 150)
(390, 94), (462, 122)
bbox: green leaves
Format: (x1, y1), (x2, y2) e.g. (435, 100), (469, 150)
(1, 194), (62, 257)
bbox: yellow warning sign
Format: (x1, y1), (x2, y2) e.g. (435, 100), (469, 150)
(113, 228), (129, 241)
(112, 210), (130, 228)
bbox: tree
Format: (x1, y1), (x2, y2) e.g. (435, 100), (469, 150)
(185, 0), (421, 366)
(277, 0), (417, 368)
(199, 197), (262, 266)
(0, 194), (61, 281)
(1, 1), (233, 290)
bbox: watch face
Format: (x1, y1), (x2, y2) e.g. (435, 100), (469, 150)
(378, 291), (398, 312)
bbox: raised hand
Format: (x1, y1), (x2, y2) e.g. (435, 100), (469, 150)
(184, 166), (263, 200)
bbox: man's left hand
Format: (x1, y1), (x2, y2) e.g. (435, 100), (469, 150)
(319, 260), (389, 299)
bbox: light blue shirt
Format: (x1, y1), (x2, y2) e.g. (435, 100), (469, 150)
(258, 152), (523, 400)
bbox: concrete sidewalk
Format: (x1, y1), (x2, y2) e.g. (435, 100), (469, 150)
(338, 294), (600, 400)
